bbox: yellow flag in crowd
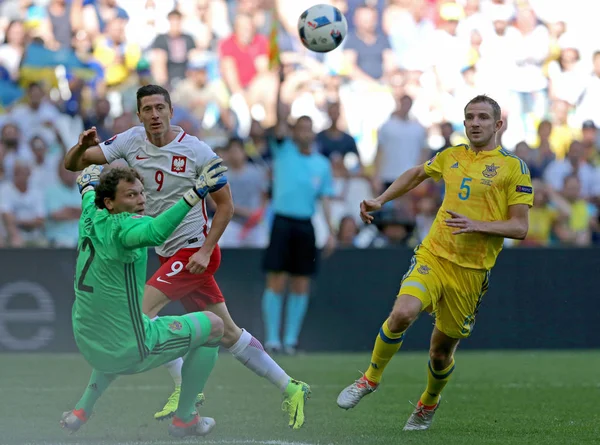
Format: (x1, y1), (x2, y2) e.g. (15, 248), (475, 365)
(268, 10), (280, 70)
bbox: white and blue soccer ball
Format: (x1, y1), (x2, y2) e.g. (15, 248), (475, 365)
(298, 4), (348, 53)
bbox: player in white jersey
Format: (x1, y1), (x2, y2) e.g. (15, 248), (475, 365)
(64, 85), (311, 429)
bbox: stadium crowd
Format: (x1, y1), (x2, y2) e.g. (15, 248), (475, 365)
(0, 0), (600, 249)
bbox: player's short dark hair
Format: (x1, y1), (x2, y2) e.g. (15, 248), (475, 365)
(95, 167), (144, 209)
(136, 85), (172, 112)
(464, 95), (501, 121)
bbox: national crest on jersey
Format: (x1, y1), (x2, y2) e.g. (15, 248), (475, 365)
(99, 126), (218, 257)
(482, 163), (499, 178)
(171, 155), (187, 173)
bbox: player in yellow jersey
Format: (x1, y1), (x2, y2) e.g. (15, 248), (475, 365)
(337, 95), (534, 431)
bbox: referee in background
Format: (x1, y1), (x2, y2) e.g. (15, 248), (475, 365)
(261, 68), (336, 355)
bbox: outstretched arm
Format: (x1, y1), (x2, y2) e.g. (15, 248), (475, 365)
(120, 199), (194, 249)
(64, 127), (108, 171)
(360, 165), (429, 224)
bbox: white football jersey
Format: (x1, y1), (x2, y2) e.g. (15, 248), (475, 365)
(100, 126), (216, 257)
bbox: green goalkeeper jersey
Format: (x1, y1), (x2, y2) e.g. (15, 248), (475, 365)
(72, 191), (192, 373)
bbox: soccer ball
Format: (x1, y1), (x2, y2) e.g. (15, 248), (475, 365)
(298, 4), (348, 53)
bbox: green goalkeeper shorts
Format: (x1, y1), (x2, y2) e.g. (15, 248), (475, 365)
(122, 312), (215, 375)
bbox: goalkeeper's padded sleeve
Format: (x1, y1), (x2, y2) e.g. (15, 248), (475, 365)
(119, 199), (193, 249)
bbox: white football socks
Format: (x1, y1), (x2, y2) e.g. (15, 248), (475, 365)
(228, 329), (291, 392)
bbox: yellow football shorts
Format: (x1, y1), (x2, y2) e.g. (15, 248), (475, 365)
(398, 246), (490, 339)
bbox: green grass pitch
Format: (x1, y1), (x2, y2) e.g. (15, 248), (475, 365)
(2, 351), (599, 445)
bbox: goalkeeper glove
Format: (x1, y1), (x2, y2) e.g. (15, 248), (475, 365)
(77, 165), (104, 195)
(183, 156), (228, 206)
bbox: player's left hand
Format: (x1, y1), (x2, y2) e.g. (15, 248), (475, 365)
(445, 210), (481, 235)
(187, 248), (211, 274)
(76, 165), (104, 195)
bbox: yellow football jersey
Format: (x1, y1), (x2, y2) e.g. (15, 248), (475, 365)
(423, 145), (534, 270)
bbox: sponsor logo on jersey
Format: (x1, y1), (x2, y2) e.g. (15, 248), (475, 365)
(169, 320), (183, 331)
(418, 264), (430, 275)
(171, 156), (187, 173)
(482, 163), (499, 178)
(451, 162), (459, 169)
(480, 179), (493, 186)
(516, 185), (533, 194)
(135, 154), (149, 160)
(130, 215), (143, 219)
(103, 135), (117, 145)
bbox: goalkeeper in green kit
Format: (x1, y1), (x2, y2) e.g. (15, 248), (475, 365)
(61, 157), (227, 438)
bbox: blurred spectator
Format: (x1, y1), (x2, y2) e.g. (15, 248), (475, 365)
(80, 0), (129, 40)
(0, 20), (26, 81)
(42, 0), (73, 50)
(434, 121), (454, 153)
(507, 5), (550, 140)
(370, 208), (415, 248)
(219, 137), (268, 248)
(0, 161), (46, 247)
(181, 0), (229, 49)
(548, 99), (579, 159)
(374, 95), (427, 192)
(544, 141), (598, 198)
(151, 9), (196, 87)
(83, 97), (112, 141)
(1, 0), (600, 250)
(218, 13), (268, 97)
(93, 16), (141, 88)
(386, 0), (435, 71)
(428, 2), (470, 93)
(519, 179), (564, 247)
(170, 55), (232, 134)
(554, 175), (595, 246)
(316, 101), (362, 172)
(514, 141), (533, 168)
(8, 83), (61, 146)
(344, 5), (395, 83)
(547, 37), (587, 105)
(44, 163), (81, 248)
(529, 120), (555, 179)
(245, 119), (271, 168)
(29, 135), (57, 190)
(576, 51), (600, 127)
(581, 120), (599, 166)
(337, 215), (359, 248)
(0, 123), (32, 182)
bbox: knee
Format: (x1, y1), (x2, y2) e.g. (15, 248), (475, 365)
(267, 273), (286, 294)
(388, 306), (419, 332)
(219, 318), (243, 348)
(429, 348), (453, 369)
(290, 277), (310, 295)
(204, 311), (224, 343)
